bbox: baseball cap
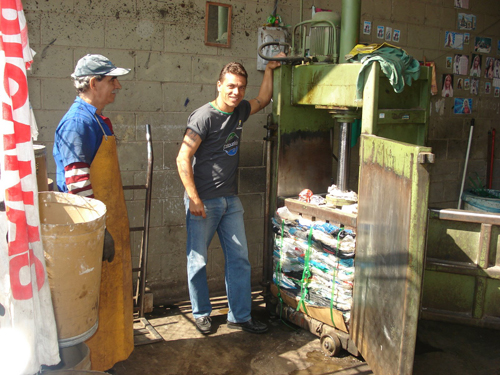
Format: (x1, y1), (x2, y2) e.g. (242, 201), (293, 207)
(71, 54), (130, 78)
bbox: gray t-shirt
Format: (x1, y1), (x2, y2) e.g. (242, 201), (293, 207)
(186, 100), (251, 200)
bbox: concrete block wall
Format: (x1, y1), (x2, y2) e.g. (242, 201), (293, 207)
(358, 0), (500, 208)
(25, 0), (500, 304)
(25, 0), (334, 304)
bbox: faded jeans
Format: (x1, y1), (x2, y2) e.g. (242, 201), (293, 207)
(184, 195), (251, 323)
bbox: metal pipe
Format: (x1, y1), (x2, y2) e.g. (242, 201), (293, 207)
(138, 124), (153, 317)
(262, 115), (274, 285)
(458, 119), (474, 209)
(339, 0), (361, 63)
(337, 121), (351, 191)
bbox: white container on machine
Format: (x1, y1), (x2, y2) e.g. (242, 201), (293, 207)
(39, 192), (106, 348)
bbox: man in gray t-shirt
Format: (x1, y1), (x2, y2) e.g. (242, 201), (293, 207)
(176, 57), (283, 335)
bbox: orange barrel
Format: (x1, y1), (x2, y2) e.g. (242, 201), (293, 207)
(39, 192), (106, 348)
(34, 144), (49, 192)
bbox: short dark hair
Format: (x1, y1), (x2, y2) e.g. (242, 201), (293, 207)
(218, 62), (247, 84)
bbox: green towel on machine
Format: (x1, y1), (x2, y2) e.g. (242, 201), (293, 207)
(349, 46), (420, 100)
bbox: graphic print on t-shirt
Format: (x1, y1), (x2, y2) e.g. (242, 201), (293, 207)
(223, 132), (239, 156)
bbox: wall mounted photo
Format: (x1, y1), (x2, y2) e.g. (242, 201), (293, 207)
(485, 57), (495, 78)
(470, 78), (479, 95)
(458, 13), (476, 30)
(363, 21), (371, 35)
(441, 74), (454, 97)
(474, 37), (492, 53)
(385, 27), (392, 41)
(393, 29), (400, 43)
(453, 54), (469, 75)
(454, 98), (472, 114)
(377, 26), (384, 39)
(470, 54), (482, 77)
(445, 31), (464, 50)
(464, 33), (470, 44)
(454, 0), (469, 9)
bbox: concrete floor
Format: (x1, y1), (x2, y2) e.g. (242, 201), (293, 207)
(110, 291), (500, 375)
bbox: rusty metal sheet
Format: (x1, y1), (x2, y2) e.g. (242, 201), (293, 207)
(351, 135), (431, 375)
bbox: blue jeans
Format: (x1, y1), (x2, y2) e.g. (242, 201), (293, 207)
(185, 195), (251, 323)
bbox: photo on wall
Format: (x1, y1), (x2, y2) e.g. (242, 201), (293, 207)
(454, 0), (469, 9)
(474, 37), (492, 53)
(453, 54), (469, 75)
(485, 57), (495, 79)
(441, 74), (454, 97)
(377, 26), (384, 39)
(385, 27), (392, 41)
(457, 13), (476, 30)
(363, 21), (371, 35)
(470, 54), (482, 77)
(454, 98), (472, 114)
(445, 31), (464, 50)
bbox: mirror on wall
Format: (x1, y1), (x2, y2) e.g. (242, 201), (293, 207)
(205, 2), (232, 48)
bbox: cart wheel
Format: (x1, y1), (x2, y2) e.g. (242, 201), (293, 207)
(320, 334), (341, 357)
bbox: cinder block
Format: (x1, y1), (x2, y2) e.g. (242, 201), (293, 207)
(192, 56), (229, 85)
(243, 114), (268, 142)
(162, 198), (186, 226)
(245, 217), (264, 245)
(147, 170), (184, 199)
(239, 166), (266, 193)
(41, 79), (76, 110)
(28, 79), (41, 110)
(392, 0), (425, 25)
(41, 13), (105, 47)
(117, 141), (149, 171)
(164, 23), (215, 55)
(136, 51), (191, 83)
(114, 81), (163, 112)
(239, 141), (263, 167)
(105, 18), (163, 51)
(163, 142), (181, 170)
(429, 160), (461, 182)
(24, 0), (74, 12)
(407, 24), (441, 50)
(219, 29), (257, 60)
(248, 242), (263, 268)
(162, 83), (214, 113)
(134, 117), (187, 142)
(240, 193), (264, 219)
(126, 199), (163, 228)
(107, 115), (136, 142)
(74, 0), (136, 17)
(31, 109), (67, 142)
(30, 46), (74, 78)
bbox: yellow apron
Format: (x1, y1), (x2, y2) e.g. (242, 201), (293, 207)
(86, 135), (134, 371)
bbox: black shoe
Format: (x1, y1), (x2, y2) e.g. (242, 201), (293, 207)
(227, 318), (268, 334)
(195, 316), (212, 334)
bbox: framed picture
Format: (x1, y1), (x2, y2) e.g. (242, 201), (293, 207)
(474, 37), (492, 53)
(385, 27), (392, 41)
(393, 29), (400, 43)
(377, 26), (384, 39)
(454, 98), (472, 114)
(363, 21), (371, 35)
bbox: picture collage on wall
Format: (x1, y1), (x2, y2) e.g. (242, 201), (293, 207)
(443, 0), (500, 113)
(362, 21), (401, 44)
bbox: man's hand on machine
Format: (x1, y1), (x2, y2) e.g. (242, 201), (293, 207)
(103, 228), (115, 262)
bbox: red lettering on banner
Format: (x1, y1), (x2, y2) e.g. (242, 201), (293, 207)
(3, 121), (31, 150)
(9, 249), (45, 300)
(4, 63), (28, 110)
(0, 0), (20, 36)
(2, 42), (23, 58)
(5, 154), (31, 178)
(6, 207), (29, 256)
